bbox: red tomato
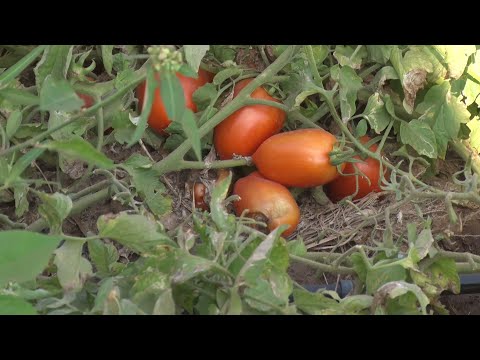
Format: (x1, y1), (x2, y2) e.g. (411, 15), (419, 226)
(136, 69), (212, 135)
(252, 128), (345, 188)
(193, 182), (209, 211)
(325, 136), (388, 202)
(233, 172), (300, 237)
(77, 93), (94, 109)
(214, 79), (286, 160)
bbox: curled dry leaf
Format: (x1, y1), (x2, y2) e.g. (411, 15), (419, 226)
(402, 69), (427, 114)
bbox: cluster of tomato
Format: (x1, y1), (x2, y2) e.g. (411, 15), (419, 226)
(133, 70), (386, 237)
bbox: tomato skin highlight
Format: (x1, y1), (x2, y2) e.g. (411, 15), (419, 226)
(214, 79), (286, 160)
(233, 172), (300, 236)
(325, 136), (388, 202)
(252, 128), (345, 188)
(136, 69), (212, 135)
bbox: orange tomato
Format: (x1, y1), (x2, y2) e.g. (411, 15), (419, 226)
(233, 172), (300, 236)
(252, 128), (345, 188)
(214, 79), (286, 160)
(136, 69), (212, 135)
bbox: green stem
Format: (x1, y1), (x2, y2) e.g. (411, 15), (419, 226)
(304, 45), (323, 86)
(68, 179), (111, 201)
(289, 254), (356, 275)
(62, 234), (101, 242)
(0, 214), (26, 229)
(180, 158), (250, 170)
(451, 140), (480, 177)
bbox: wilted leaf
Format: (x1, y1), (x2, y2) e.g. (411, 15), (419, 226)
(37, 192), (72, 234)
(54, 240), (92, 293)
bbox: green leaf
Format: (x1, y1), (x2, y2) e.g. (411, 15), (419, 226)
(366, 265), (407, 295)
(152, 288), (176, 315)
(128, 66), (156, 146)
(425, 257), (460, 294)
(333, 45), (367, 69)
(443, 45), (476, 80)
(159, 71), (185, 123)
(90, 277), (115, 314)
(286, 239), (307, 257)
(362, 93), (393, 134)
(330, 65), (363, 121)
(350, 252), (368, 283)
(372, 281), (429, 315)
(210, 171), (233, 232)
(213, 67), (242, 85)
(467, 117), (480, 152)
(413, 228), (434, 261)
(293, 288), (342, 315)
(0, 88), (40, 106)
(340, 295), (373, 314)
(100, 45), (114, 75)
(34, 45), (73, 90)
(416, 82), (470, 158)
(171, 252), (217, 284)
(37, 192), (73, 234)
(463, 50), (480, 106)
(43, 136), (114, 169)
(184, 45), (209, 73)
(0, 230), (62, 287)
(97, 213), (175, 254)
(6, 110), (22, 140)
(0, 45), (47, 89)
(0, 295), (37, 315)
(5, 148), (46, 186)
(193, 83), (217, 111)
(366, 45), (394, 64)
(226, 288), (242, 315)
(87, 239), (119, 276)
(355, 118), (368, 137)
(54, 240), (92, 293)
(181, 109), (201, 161)
(48, 111), (90, 141)
(371, 66), (399, 90)
(39, 75), (84, 112)
(122, 154), (172, 216)
(400, 119), (438, 158)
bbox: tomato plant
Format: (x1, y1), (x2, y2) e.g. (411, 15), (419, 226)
(325, 136), (388, 202)
(252, 128), (345, 187)
(214, 79), (286, 160)
(233, 171), (300, 236)
(136, 69), (212, 135)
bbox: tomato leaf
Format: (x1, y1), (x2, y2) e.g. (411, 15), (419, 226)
(443, 45), (476, 80)
(463, 50), (480, 106)
(54, 240), (93, 293)
(181, 109), (202, 161)
(0, 230), (62, 287)
(100, 45), (114, 75)
(42, 136), (114, 169)
(467, 117), (480, 153)
(4, 148), (46, 186)
(330, 65), (363, 121)
(87, 239), (119, 276)
(293, 288), (342, 315)
(39, 75), (84, 112)
(184, 45), (209, 73)
(34, 45), (73, 90)
(128, 66), (156, 147)
(400, 119), (438, 158)
(152, 288), (176, 315)
(13, 183), (29, 217)
(355, 118), (368, 137)
(372, 281), (429, 315)
(97, 212), (176, 254)
(362, 93), (393, 134)
(159, 71), (185, 123)
(37, 192), (73, 234)
(366, 265), (407, 295)
(366, 45), (394, 64)
(193, 83), (217, 111)
(5, 110), (22, 140)
(0, 295), (37, 315)
(0, 88), (40, 106)
(333, 45), (367, 69)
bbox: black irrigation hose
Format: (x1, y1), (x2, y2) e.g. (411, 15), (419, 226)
(294, 274), (480, 301)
